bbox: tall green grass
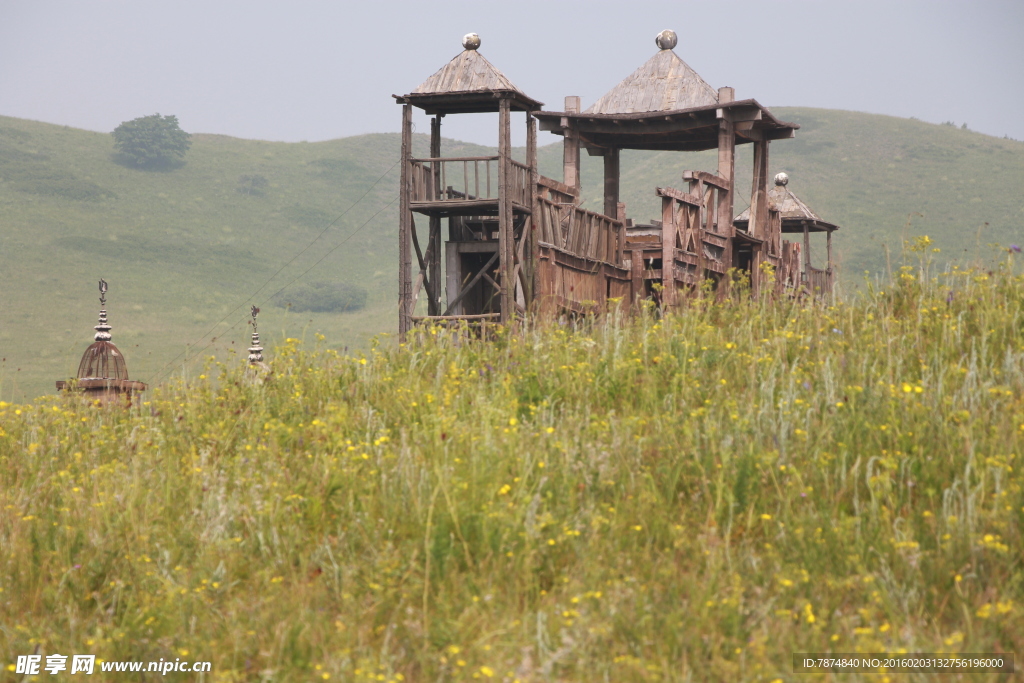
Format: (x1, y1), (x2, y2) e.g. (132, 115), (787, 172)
(1, 248), (1022, 681)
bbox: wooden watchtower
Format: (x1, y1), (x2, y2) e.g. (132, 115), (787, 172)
(394, 31), (836, 336)
(393, 33), (542, 337)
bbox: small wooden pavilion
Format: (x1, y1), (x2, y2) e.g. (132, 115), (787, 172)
(735, 172), (838, 294)
(56, 280), (146, 404)
(394, 31), (835, 336)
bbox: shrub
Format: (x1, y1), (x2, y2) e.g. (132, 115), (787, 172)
(272, 281), (367, 313)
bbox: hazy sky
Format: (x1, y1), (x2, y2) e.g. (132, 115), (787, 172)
(2, 0), (1022, 147)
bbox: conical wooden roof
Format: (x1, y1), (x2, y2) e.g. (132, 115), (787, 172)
(414, 49), (525, 97)
(735, 177), (838, 233)
(398, 47), (541, 113)
(585, 49), (719, 115)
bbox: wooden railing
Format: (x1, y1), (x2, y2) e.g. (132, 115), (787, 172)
(535, 196), (623, 265)
(806, 267), (832, 294)
(409, 157), (530, 206)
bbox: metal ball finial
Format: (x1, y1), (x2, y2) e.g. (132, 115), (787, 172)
(655, 29), (677, 50)
(462, 33), (481, 50)
(774, 172), (789, 187)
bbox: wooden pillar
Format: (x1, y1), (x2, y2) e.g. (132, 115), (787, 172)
(563, 96), (581, 192)
(803, 223), (811, 275)
(630, 248), (643, 310)
(398, 103), (413, 339)
(603, 148), (620, 219)
(826, 228), (834, 294)
(661, 197), (677, 309)
(616, 202), (627, 266)
(428, 116), (442, 315)
(527, 112), (540, 311)
(749, 137), (769, 294)
(717, 113), (735, 267)
(750, 138), (770, 240)
(498, 98), (513, 324)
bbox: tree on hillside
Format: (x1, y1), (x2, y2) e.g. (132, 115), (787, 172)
(112, 114), (191, 168)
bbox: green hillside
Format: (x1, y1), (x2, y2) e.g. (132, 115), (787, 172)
(1, 109), (1022, 400)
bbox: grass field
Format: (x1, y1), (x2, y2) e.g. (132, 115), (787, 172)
(2, 247), (1021, 681)
(1, 109), (1023, 400)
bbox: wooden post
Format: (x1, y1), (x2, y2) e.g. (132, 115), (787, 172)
(826, 228), (833, 269)
(603, 148), (620, 219)
(527, 112), (540, 311)
(717, 112), (735, 266)
(661, 196), (677, 309)
(398, 104), (413, 339)
(826, 227), (834, 295)
(749, 138), (769, 294)
(803, 223), (811, 281)
(428, 116), (442, 315)
(616, 202), (626, 266)
(631, 248), (643, 310)
(498, 98), (513, 324)
(563, 96), (581, 192)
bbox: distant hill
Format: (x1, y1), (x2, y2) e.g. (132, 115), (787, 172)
(1, 109), (1021, 399)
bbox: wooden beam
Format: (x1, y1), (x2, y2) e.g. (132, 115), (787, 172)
(717, 115), (735, 273)
(655, 186), (701, 207)
(826, 228), (833, 270)
(571, 114), (718, 136)
(398, 104), (413, 339)
(498, 99), (513, 323)
(428, 116), (442, 315)
(442, 250), (500, 316)
(631, 249), (643, 309)
(661, 196), (677, 309)
(603, 148), (620, 219)
(563, 96), (581, 191)
(536, 175), (579, 198)
(682, 170), (730, 191)
(527, 113), (539, 311)
(411, 314), (500, 321)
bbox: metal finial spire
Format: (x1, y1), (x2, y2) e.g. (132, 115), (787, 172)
(94, 279), (112, 342)
(248, 305), (263, 365)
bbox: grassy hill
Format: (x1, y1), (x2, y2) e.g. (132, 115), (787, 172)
(1, 109), (1022, 399)
(2, 264), (1022, 680)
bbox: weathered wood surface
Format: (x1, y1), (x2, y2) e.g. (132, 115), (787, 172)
(682, 170), (730, 191)
(409, 158), (531, 207)
(398, 104), (413, 339)
(655, 186), (701, 207)
(584, 49), (718, 115)
(413, 49), (528, 98)
(412, 313), (500, 321)
(603, 148), (620, 218)
(534, 197), (623, 265)
(563, 96), (581, 190)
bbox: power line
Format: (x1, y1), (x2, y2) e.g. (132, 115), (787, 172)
(144, 160), (399, 387)
(147, 193), (400, 388)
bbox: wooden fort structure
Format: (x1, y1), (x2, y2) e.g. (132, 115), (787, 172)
(394, 31), (837, 336)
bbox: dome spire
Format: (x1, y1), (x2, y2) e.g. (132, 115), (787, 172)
(248, 305), (264, 365)
(94, 278), (112, 341)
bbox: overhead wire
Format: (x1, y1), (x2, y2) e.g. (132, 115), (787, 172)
(143, 159), (400, 388)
